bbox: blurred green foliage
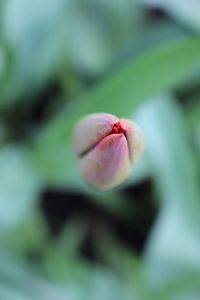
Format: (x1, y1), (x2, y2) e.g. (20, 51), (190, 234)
(0, 0), (200, 300)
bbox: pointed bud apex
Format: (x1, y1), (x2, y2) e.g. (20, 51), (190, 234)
(72, 113), (144, 190)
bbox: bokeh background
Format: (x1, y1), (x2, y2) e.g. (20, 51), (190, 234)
(0, 0), (200, 299)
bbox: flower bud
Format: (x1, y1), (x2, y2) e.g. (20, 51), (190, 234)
(72, 113), (144, 190)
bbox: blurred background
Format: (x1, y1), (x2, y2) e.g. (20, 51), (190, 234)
(0, 0), (200, 299)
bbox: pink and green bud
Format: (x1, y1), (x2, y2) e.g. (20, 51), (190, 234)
(73, 113), (144, 190)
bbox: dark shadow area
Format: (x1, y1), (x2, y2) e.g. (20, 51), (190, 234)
(41, 178), (157, 262)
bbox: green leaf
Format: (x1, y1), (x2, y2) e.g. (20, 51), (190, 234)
(137, 95), (200, 290)
(141, 0), (200, 34)
(33, 37), (200, 186)
(0, 253), (77, 300)
(0, 146), (41, 232)
(37, 37), (200, 145)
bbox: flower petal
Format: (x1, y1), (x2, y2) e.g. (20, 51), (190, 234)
(120, 119), (145, 162)
(78, 133), (131, 190)
(73, 113), (118, 156)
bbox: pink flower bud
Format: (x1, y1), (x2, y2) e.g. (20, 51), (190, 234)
(72, 113), (144, 190)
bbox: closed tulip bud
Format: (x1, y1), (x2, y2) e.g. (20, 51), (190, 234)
(72, 113), (144, 190)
